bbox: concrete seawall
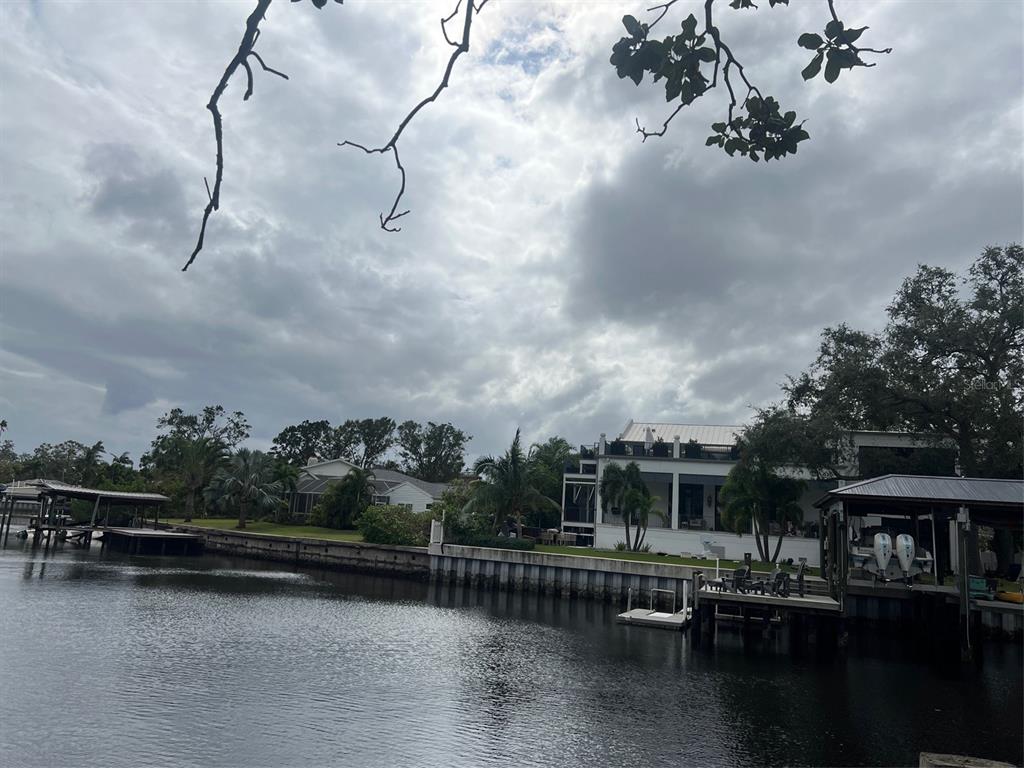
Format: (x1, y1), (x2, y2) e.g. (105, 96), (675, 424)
(430, 543), (702, 603)
(172, 526), (700, 603)
(170, 527), (1021, 637)
(173, 526), (431, 578)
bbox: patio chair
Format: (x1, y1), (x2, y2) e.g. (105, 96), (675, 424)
(769, 569), (791, 598)
(716, 565), (751, 594)
(794, 560), (808, 598)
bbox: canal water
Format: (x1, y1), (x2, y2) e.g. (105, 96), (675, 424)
(0, 544), (1020, 768)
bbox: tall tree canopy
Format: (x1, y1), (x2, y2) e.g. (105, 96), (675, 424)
(786, 244), (1023, 478)
(396, 420), (471, 482)
(183, 0), (888, 268)
(142, 405), (250, 471)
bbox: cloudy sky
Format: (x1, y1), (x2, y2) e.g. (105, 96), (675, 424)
(1, 0), (1021, 463)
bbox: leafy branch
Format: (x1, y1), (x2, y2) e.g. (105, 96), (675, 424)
(611, 0), (890, 162)
(339, 0), (488, 232)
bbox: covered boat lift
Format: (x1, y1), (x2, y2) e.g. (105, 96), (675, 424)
(815, 474), (1023, 655)
(0, 480), (199, 554)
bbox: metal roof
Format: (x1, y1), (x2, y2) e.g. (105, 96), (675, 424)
(33, 480), (169, 505)
(816, 475), (1023, 508)
(616, 420), (743, 447)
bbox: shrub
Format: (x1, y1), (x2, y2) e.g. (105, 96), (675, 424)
(311, 481), (363, 529)
(358, 505), (431, 547)
(614, 541), (628, 551)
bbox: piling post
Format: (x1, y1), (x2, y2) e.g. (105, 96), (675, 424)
(957, 506), (972, 661)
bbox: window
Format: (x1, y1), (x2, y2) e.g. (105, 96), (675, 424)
(371, 494), (390, 505)
(676, 484), (704, 529)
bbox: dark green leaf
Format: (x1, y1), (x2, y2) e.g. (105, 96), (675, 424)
(824, 57), (841, 83)
(801, 51), (823, 80)
(797, 32), (824, 50)
(706, 135), (719, 146)
(622, 14), (642, 37)
(697, 46), (717, 62)
(680, 14), (698, 39)
(712, 121), (727, 132)
(824, 19), (843, 39)
(841, 26), (867, 44)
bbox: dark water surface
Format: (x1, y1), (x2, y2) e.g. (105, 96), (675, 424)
(0, 544), (1020, 768)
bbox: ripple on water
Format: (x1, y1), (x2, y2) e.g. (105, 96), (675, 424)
(0, 546), (1020, 768)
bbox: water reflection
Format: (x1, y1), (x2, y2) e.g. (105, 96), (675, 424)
(0, 543), (1019, 768)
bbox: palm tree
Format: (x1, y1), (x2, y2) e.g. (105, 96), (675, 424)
(76, 441), (106, 486)
(204, 448), (285, 530)
(177, 437), (228, 521)
(336, 466), (376, 523)
(624, 485), (665, 551)
(600, 461), (655, 551)
(468, 429), (559, 537)
(720, 460), (806, 563)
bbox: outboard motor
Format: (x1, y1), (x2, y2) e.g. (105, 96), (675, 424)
(873, 532), (893, 582)
(895, 534), (916, 584)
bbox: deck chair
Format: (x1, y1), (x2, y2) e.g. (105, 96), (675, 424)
(794, 560), (807, 598)
(706, 566), (748, 593)
(725, 565), (752, 594)
(752, 569), (790, 597)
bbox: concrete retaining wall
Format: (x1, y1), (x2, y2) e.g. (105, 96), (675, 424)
(429, 543), (704, 604)
(174, 526), (430, 578)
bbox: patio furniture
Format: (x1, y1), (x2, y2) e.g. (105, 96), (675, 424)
(556, 532), (577, 546)
(713, 565), (751, 594)
(794, 560), (808, 597)
(750, 569), (791, 597)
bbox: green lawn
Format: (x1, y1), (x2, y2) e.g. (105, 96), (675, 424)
(162, 518), (363, 542)
(533, 544), (818, 575)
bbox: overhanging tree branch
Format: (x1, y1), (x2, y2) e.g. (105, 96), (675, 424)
(183, 0), (289, 272)
(338, 0), (485, 232)
(616, 0), (889, 161)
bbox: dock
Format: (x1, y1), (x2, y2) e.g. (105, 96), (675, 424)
(617, 607), (692, 630)
(617, 586), (692, 630)
(99, 528), (204, 556)
(699, 586), (841, 614)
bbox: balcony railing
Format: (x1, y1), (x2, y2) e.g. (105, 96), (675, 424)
(603, 441), (738, 461)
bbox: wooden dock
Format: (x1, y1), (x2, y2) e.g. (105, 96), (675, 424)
(100, 528), (204, 556)
(699, 586), (841, 614)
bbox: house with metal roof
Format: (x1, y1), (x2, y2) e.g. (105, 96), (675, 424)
(562, 419), (953, 566)
(287, 457), (449, 520)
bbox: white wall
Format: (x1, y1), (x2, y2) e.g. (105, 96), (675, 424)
(384, 482), (436, 514)
(593, 524), (821, 566)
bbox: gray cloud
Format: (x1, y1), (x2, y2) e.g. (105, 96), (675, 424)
(0, 0), (1021, 464)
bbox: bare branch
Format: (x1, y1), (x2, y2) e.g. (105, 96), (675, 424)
(635, 103), (685, 141)
(340, 0), (484, 232)
(441, 0), (462, 47)
(646, 0), (681, 30)
(184, 0), (280, 272)
(242, 59), (255, 101)
(249, 50), (289, 80)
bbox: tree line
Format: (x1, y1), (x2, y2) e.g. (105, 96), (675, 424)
(0, 408), (486, 529)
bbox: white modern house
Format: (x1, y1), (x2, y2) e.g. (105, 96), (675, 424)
(561, 420), (953, 567)
(287, 457), (449, 520)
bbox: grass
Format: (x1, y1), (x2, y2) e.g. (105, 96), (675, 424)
(534, 544), (819, 575)
(162, 518), (364, 542)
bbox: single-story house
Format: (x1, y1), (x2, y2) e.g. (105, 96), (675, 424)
(287, 457), (449, 520)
